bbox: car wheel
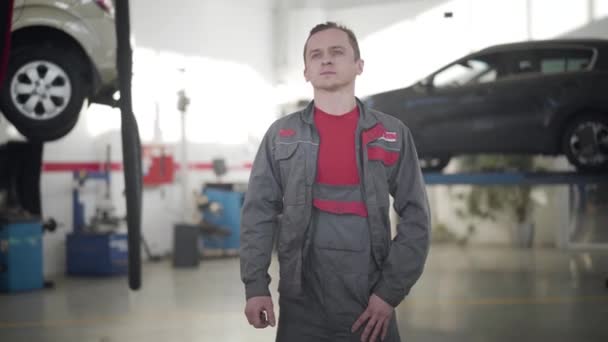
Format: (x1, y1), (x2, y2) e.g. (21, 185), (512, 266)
(562, 114), (608, 172)
(0, 45), (88, 142)
(420, 156), (451, 172)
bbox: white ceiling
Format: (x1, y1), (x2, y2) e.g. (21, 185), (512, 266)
(277, 0), (421, 10)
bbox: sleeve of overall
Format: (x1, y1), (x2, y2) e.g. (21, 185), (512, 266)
(240, 123), (283, 300)
(373, 124), (431, 307)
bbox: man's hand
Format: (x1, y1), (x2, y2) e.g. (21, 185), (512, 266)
(351, 294), (394, 342)
(244, 296), (276, 329)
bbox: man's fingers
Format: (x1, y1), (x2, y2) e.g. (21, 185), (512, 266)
(370, 317), (385, 342)
(352, 310), (370, 333)
(259, 302), (276, 327)
(251, 309), (263, 327)
(253, 321), (269, 329)
(266, 307), (277, 327)
(244, 297), (275, 329)
(381, 317), (389, 341)
(245, 308), (256, 326)
(253, 311), (268, 329)
(361, 317), (377, 342)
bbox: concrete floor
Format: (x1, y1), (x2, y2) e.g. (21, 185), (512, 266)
(1, 245), (608, 342)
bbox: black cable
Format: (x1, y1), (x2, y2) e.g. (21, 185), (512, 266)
(114, 0), (143, 291)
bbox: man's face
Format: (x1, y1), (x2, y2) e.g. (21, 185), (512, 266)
(303, 28), (363, 92)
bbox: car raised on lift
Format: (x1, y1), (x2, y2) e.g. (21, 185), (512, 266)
(366, 39), (608, 172)
(1, 0), (118, 142)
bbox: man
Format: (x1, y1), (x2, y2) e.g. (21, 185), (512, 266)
(240, 22), (430, 342)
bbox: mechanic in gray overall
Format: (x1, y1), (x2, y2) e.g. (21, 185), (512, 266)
(240, 22), (430, 342)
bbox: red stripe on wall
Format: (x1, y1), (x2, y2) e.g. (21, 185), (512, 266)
(43, 162), (123, 172)
(188, 162), (214, 170)
(42, 162), (253, 172)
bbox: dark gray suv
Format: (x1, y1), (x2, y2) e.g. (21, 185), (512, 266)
(366, 39), (608, 172)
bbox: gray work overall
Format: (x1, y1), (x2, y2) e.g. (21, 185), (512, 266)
(276, 183), (401, 342)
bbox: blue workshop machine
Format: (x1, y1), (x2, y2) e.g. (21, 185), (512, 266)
(200, 186), (244, 255)
(0, 220), (43, 292)
(66, 168), (128, 276)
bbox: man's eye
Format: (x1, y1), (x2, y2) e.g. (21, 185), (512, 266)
(311, 53), (321, 59)
(332, 50), (344, 55)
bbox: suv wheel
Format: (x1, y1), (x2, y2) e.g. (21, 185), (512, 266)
(0, 45), (88, 142)
(562, 114), (608, 172)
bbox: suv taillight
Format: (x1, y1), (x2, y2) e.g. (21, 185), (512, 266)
(95, 0), (114, 14)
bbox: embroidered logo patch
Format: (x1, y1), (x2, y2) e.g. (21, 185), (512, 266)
(279, 129), (295, 137)
(379, 131), (397, 142)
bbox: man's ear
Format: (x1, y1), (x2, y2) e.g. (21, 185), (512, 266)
(356, 59), (364, 75)
(303, 67), (310, 82)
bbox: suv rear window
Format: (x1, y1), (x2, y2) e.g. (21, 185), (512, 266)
(539, 48), (593, 74)
(504, 48), (594, 77)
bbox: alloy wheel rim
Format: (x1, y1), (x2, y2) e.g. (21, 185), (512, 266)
(10, 61), (72, 121)
(569, 121), (608, 166)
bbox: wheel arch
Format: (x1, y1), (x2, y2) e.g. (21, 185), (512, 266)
(10, 26), (98, 92)
(556, 107), (608, 148)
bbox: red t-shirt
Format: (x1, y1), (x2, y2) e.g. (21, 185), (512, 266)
(314, 106), (360, 185)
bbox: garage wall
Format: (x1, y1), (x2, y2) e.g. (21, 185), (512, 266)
(38, 0), (277, 276)
(24, 0), (608, 275)
(130, 0), (275, 81)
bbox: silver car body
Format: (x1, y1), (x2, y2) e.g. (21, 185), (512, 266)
(11, 0), (117, 99)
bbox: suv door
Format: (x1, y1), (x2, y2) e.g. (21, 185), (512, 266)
(470, 50), (545, 152)
(481, 47), (594, 153)
(536, 47), (594, 149)
(415, 52), (504, 154)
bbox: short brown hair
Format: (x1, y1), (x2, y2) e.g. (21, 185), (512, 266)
(303, 22), (361, 63)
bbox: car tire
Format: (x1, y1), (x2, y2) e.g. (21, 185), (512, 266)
(420, 156), (451, 172)
(0, 44), (88, 142)
(562, 114), (608, 172)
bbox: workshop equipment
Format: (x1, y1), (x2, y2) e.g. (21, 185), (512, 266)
(200, 186), (244, 256)
(66, 147), (128, 276)
(0, 141), (43, 221)
(172, 223), (200, 268)
(66, 232), (128, 276)
(171, 194), (229, 267)
(0, 220), (43, 292)
(0, 141), (56, 292)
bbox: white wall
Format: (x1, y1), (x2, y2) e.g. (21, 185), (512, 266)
(37, 0), (277, 276)
(8, 0), (608, 276)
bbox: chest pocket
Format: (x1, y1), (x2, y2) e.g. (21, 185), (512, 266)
(367, 143), (400, 179)
(274, 143), (307, 205)
(366, 143), (400, 208)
